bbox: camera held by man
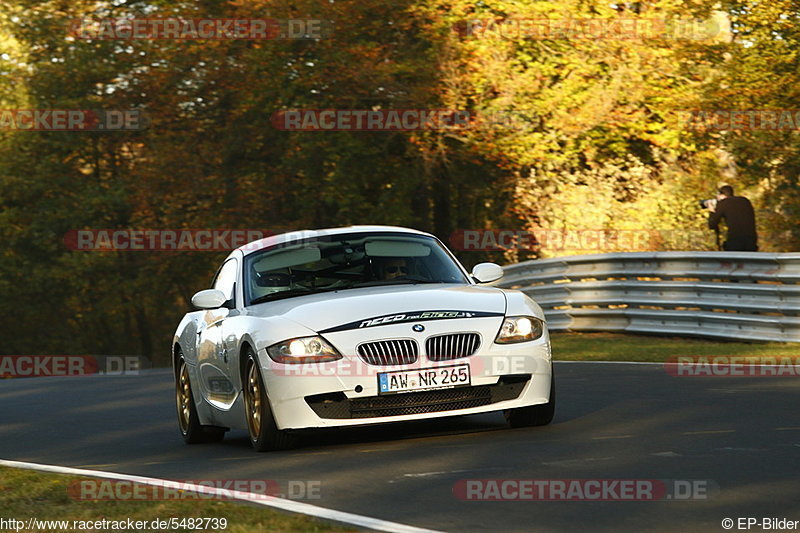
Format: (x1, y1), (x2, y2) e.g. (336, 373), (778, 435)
(705, 185), (758, 252)
(698, 198), (717, 211)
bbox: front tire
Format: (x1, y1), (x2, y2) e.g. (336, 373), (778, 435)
(176, 356), (225, 444)
(505, 370), (556, 428)
(244, 352), (296, 452)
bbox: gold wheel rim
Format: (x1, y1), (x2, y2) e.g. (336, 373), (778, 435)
(177, 362), (192, 433)
(246, 362), (262, 440)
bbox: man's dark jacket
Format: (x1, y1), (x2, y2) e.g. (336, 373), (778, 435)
(708, 196), (758, 251)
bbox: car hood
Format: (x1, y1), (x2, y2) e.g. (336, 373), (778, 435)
(244, 284), (507, 333)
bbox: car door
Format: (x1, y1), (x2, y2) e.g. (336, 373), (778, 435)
(196, 257), (239, 408)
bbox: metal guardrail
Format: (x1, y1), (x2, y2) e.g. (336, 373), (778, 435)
(497, 252), (800, 342)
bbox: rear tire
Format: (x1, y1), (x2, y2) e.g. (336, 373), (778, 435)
(244, 352), (296, 452)
(176, 356), (226, 444)
(505, 370), (556, 428)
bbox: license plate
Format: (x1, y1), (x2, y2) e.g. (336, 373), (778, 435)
(378, 364), (471, 395)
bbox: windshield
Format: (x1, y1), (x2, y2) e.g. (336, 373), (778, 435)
(243, 232), (468, 305)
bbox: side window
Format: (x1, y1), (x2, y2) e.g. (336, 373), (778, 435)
(213, 259), (238, 305)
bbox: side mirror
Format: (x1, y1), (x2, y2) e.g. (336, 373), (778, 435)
(471, 262), (504, 284)
(191, 289), (228, 309)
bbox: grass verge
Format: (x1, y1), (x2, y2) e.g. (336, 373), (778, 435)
(550, 332), (799, 362)
(0, 465), (355, 533)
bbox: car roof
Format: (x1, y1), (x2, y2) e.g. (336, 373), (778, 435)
(233, 225), (436, 258)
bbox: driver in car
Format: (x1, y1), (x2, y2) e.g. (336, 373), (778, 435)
(381, 258), (409, 280)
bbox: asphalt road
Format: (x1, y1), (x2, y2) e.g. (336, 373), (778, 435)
(2, 362), (799, 532)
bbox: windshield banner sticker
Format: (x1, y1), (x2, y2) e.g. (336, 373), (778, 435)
(319, 310), (502, 333)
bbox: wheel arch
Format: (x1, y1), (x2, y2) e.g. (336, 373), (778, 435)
(172, 341), (183, 377)
(239, 336), (258, 391)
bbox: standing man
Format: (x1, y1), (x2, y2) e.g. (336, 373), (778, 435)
(708, 185), (758, 251)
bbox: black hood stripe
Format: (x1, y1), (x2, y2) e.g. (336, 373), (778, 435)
(319, 310), (503, 333)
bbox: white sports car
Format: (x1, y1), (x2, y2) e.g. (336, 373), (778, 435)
(173, 225), (554, 451)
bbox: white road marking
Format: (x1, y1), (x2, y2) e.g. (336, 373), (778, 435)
(682, 430), (736, 435)
(556, 360), (800, 368)
(554, 360), (664, 365)
(715, 447), (768, 452)
(289, 451), (332, 457)
(542, 457), (614, 467)
(708, 389), (776, 393)
(389, 467), (506, 484)
(402, 470), (471, 478)
(0, 458), (444, 533)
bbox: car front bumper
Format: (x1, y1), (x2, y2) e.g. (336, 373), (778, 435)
(260, 323), (553, 430)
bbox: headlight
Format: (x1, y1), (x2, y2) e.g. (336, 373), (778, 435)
(494, 316), (544, 344)
(266, 336), (342, 364)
